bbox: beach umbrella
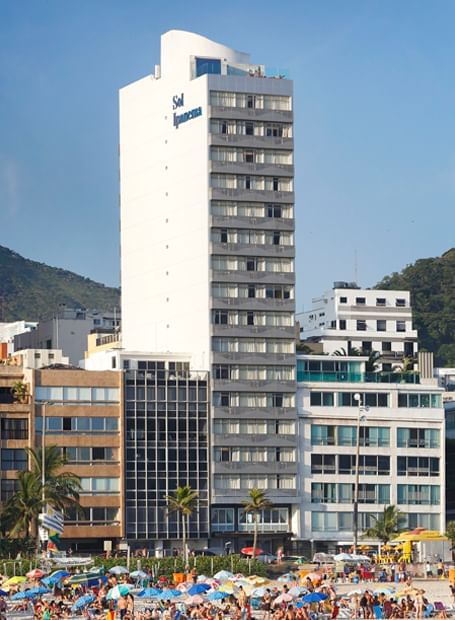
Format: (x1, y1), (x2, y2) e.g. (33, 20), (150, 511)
(188, 583), (211, 595)
(274, 593), (293, 604)
(109, 565), (130, 575)
(197, 575), (209, 582)
(0, 590), (7, 596)
(240, 547), (264, 556)
(303, 592), (328, 603)
(251, 586), (268, 598)
(347, 589), (365, 596)
(213, 570), (234, 581)
(27, 586), (50, 596)
(158, 589), (182, 600)
(4, 576), (27, 586)
(42, 570), (70, 587)
(334, 553), (352, 561)
(207, 591), (228, 601)
(186, 594), (205, 605)
(11, 591), (28, 600)
(218, 581), (236, 594)
(246, 575), (268, 585)
(138, 587), (162, 598)
(106, 584), (133, 600)
(130, 570), (148, 579)
(71, 593), (96, 611)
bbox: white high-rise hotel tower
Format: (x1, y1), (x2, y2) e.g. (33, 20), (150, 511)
(120, 30), (297, 545)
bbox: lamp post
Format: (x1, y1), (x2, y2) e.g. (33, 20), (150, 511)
(38, 401), (49, 550)
(352, 393), (364, 554)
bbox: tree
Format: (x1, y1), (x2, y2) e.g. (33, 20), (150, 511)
(1, 471), (42, 537)
(165, 485), (199, 565)
(1, 446), (81, 544)
(446, 521), (455, 560)
(241, 489), (273, 559)
(26, 446), (81, 515)
(363, 505), (403, 544)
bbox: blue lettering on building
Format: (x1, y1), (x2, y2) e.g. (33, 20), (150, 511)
(172, 93), (184, 110)
(173, 106), (203, 129)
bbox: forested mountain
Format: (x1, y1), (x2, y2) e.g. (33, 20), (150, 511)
(0, 245), (120, 322)
(376, 248), (455, 366)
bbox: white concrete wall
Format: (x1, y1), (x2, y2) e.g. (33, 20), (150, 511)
(120, 31), (252, 370)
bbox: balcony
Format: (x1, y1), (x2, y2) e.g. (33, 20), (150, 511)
(297, 370), (420, 384)
(210, 160), (293, 178)
(210, 297), (294, 312)
(210, 133), (293, 150)
(209, 106), (293, 124)
(210, 241), (295, 258)
(210, 269), (295, 285)
(210, 187), (294, 204)
(210, 214), (295, 231)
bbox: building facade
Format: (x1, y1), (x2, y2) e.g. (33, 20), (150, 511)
(297, 284), (418, 367)
(296, 354), (445, 553)
(33, 368), (123, 551)
(119, 30), (297, 550)
(0, 364), (33, 505)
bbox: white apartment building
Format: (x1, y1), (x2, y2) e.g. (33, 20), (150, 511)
(119, 30), (297, 550)
(297, 283), (418, 367)
(0, 321), (38, 355)
(295, 285), (445, 553)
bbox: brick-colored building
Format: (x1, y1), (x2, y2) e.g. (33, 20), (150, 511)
(33, 368), (123, 551)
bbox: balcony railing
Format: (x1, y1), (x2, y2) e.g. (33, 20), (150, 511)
(297, 371), (420, 384)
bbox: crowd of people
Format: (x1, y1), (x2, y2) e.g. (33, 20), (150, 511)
(0, 563), (454, 619)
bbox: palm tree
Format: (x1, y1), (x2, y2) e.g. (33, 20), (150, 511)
(1, 471), (42, 537)
(26, 446), (81, 514)
(166, 485), (199, 564)
(242, 489), (273, 559)
(363, 505), (403, 544)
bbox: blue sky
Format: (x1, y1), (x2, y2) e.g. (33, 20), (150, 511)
(0, 1), (454, 311)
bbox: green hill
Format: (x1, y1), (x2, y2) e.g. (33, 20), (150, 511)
(376, 248), (455, 366)
(0, 246), (120, 322)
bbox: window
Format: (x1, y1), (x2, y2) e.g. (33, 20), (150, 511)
(339, 455), (390, 476)
(376, 298), (386, 306)
(339, 320), (346, 330)
(37, 416), (119, 433)
(35, 386), (119, 403)
(382, 341), (392, 352)
(396, 320), (406, 332)
(0, 418), (28, 439)
(340, 297), (347, 304)
(1, 448), (27, 470)
(80, 477), (119, 494)
(338, 392), (389, 407)
(311, 425), (336, 446)
(311, 512), (337, 532)
(310, 392), (334, 407)
(0, 479), (19, 500)
(397, 485), (440, 505)
(377, 320), (386, 332)
(311, 483), (337, 503)
(211, 508), (234, 532)
(397, 456), (440, 477)
(396, 298), (406, 307)
(311, 454), (336, 474)
(357, 320), (367, 331)
(398, 393), (441, 409)
(356, 297), (366, 305)
(397, 428), (440, 448)
(245, 122), (254, 136)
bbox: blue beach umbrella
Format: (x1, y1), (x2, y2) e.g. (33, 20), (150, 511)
(188, 584), (211, 595)
(138, 587), (163, 598)
(130, 570), (148, 579)
(207, 591), (228, 601)
(303, 592), (328, 603)
(71, 593), (96, 611)
(0, 590), (8, 596)
(11, 591), (28, 601)
(158, 589), (182, 600)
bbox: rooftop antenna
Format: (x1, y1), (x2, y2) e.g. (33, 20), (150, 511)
(354, 248), (358, 285)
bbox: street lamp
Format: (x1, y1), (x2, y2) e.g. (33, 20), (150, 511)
(38, 401), (49, 549)
(352, 393), (367, 554)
